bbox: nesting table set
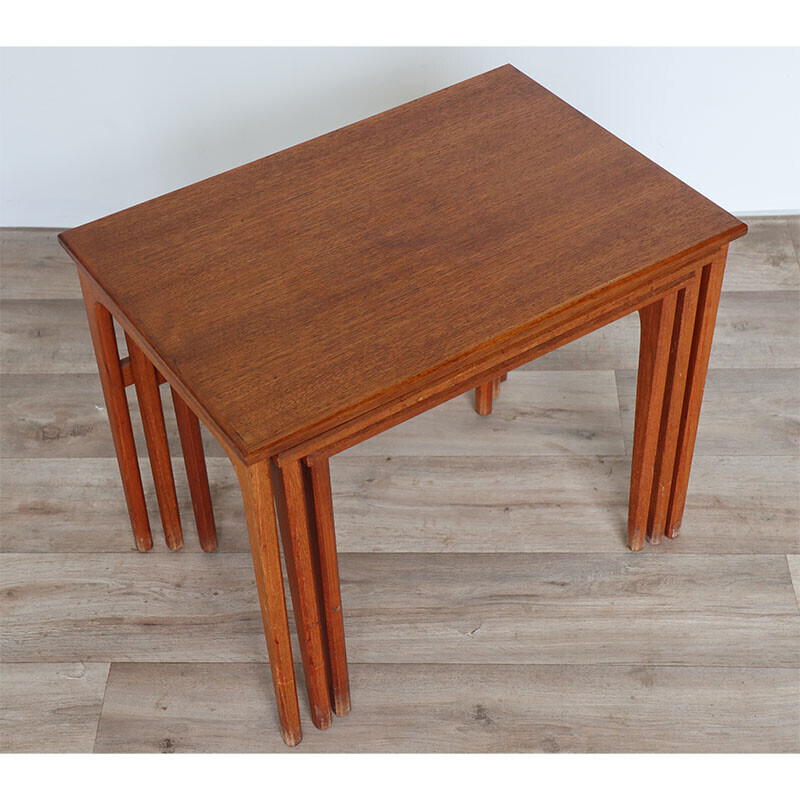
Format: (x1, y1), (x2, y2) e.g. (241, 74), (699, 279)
(59, 65), (747, 746)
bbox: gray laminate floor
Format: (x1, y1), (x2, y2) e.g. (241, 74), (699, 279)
(1, 218), (799, 752)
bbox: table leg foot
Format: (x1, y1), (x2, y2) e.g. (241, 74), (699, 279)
(475, 372), (507, 414)
(667, 524), (681, 539)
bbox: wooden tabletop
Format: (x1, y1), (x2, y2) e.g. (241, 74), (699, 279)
(60, 65), (746, 461)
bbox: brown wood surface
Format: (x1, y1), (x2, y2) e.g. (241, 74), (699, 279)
(120, 357), (166, 388)
(299, 264), (698, 465)
(58, 65), (746, 462)
(171, 387), (217, 552)
(77, 274), (152, 551)
(647, 279), (700, 544)
(666, 249), (730, 537)
(270, 460), (333, 730)
(307, 458), (351, 717)
(232, 459), (302, 747)
(125, 333), (183, 550)
(627, 293), (677, 551)
(475, 382), (493, 416)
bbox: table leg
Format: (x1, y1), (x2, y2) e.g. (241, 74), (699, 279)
(272, 459), (333, 730)
(306, 457), (351, 716)
(171, 388), (218, 552)
(78, 275), (152, 552)
(475, 381), (494, 415)
(628, 291), (677, 551)
(476, 372), (508, 413)
(126, 334), (183, 550)
(665, 247), (729, 538)
(645, 278), (701, 544)
(233, 460), (303, 747)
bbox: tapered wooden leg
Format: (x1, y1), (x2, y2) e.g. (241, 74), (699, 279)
(233, 459), (302, 747)
(666, 248), (729, 538)
(78, 275), (152, 552)
(306, 458), (351, 716)
(475, 372), (507, 413)
(171, 387), (217, 552)
(646, 279), (701, 545)
(272, 459), (333, 730)
(628, 292), (677, 551)
(475, 382), (493, 415)
(125, 334), (183, 550)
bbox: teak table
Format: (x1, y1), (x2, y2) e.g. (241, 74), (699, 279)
(60, 65), (747, 747)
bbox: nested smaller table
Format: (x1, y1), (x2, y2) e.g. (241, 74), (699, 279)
(60, 65), (747, 747)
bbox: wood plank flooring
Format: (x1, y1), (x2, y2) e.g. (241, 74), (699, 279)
(93, 663), (799, 753)
(1, 219), (798, 752)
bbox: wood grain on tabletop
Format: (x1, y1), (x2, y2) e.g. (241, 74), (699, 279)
(58, 65), (745, 458)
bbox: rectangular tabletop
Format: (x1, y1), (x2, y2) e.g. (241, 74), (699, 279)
(60, 64), (746, 460)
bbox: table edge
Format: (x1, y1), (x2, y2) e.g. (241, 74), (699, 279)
(261, 221), (746, 463)
(60, 219), (746, 466)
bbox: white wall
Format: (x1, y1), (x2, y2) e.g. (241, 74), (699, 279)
(1, 47), (798, 227)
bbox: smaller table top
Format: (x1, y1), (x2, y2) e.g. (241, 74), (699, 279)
(61, 65), (746, 460)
